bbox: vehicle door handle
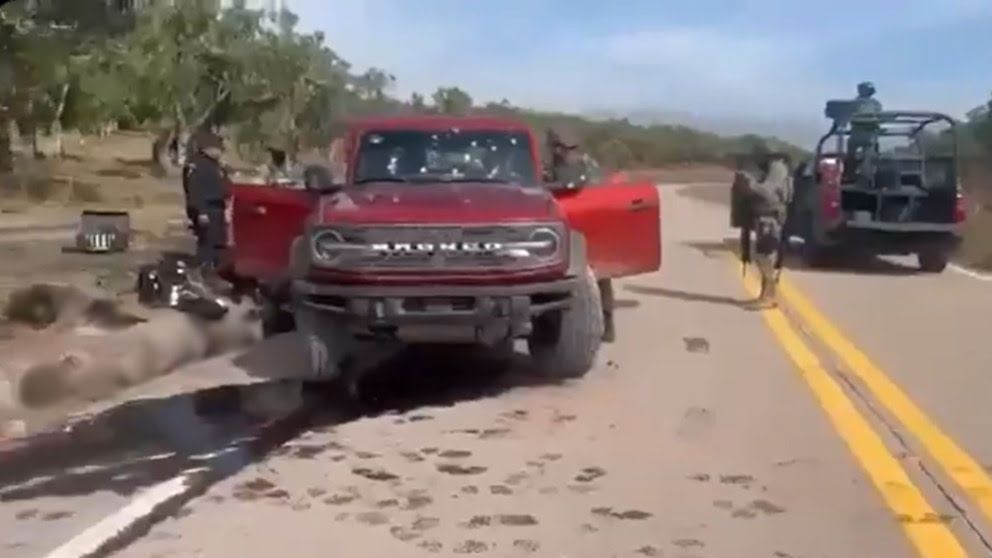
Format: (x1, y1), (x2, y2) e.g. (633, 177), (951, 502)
(251, 204), (268, 216)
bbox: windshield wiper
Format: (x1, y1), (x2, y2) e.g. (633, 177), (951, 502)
(353, 176), (411, 184)
(437, 177), (515, 184)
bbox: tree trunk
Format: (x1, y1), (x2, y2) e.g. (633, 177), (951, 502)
(0, 113), (12, 173)
(52, 83), (70, 159)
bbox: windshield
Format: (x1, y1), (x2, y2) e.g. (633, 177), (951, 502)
(353, 129), (537, 185)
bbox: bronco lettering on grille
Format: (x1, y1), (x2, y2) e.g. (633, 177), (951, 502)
(370, 242), (504, 253)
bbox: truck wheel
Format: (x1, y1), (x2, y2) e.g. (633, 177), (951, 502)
(528, 267), (603, 380)
(917, 250), (949, 273)
(261, 298), (296, 337)
(801, 215), (830, 268)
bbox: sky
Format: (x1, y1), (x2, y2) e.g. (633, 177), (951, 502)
(290, 0), (992, 144)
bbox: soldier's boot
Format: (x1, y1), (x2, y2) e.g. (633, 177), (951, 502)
(603, 311), (616, 343)
(756, 273), (778, 309)
(599, 279), (616, 342)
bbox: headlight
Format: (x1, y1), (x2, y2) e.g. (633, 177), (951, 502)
(312, 229), (347, 263)
(523, 227), (560, 259)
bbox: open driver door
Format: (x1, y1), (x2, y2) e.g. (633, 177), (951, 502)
(228, 183), (316, 284)
(553, 179), (661, 279)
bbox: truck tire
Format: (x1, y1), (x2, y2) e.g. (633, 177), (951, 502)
(917, 250), (949, 273)
(294, 305), (353, 381)
(800, 214), (830, 269)
(261, 297), (296, 337)
(528, 266), (603, 380)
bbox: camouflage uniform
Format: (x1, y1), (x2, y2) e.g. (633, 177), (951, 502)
(737, 153), (793, 307)
(186, 131), (230, 274)
(849, 81), (882, 159)
(545, 126), (614, 341)
(546, 127), (602, 188)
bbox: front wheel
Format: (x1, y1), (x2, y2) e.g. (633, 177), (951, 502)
(528, 267), (604, 380)
(917, 250), (949, 273)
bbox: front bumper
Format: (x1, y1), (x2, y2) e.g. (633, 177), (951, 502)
(292, 277), (577, 344)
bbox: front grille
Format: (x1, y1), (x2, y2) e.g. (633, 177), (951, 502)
(315, 224), (558, 271)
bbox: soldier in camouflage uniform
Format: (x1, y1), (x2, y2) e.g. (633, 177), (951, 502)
(544, 126), (615, 341)
(185, 130), (230, 279)
(735, 146), (793, 308)
(545, 126), (602, 187)
(854, 81), (882, 115)
(848, 81), (883, 161)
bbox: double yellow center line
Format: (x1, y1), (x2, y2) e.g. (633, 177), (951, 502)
(734, 266), (971, 557)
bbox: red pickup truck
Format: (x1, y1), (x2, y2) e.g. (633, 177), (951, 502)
(223, 115), (660, 391)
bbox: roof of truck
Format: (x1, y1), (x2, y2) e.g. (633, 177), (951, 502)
(346, 114), (532, 132)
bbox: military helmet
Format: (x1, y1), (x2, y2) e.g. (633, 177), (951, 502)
(857, 81), (876, 98)
(546, 125), (580, 149)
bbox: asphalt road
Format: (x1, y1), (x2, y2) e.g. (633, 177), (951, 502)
(3, 183), (992, 557)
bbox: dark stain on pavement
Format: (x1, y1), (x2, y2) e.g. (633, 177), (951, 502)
(688, 473), (711, 482)
(437, 463), (487, 475)
(751, 499), (786, 515)
(41, 510), (73, 521)
(498, 513), (538, 526)
(635, 546), (661, 556)
(505, 472), (529, 485)
(323, 493), (357, 506)
(354, 451), (381, 460)
(719, 474), (754, 485)
(390, 525), (421, 542)
(401, 451), (426, 462)
(352, 467), (399, 482)
(479, 427), (511, 439)
(404, 494), (433, 510)
(514, 539), (540, 553)
(289, 444), (326, 459)
(412, 516), (440, 531)
(453, 540), (489, 554)
(15, 509), (38, 520)
(683, 336), (710, 354)
(490, 484), (513, 495)
(439, 449), (472, 459)
(463, 515), (491, 528)
(575, 466), (607, 483)
(592, 507), (653, 520)
(356, 511), (389, 526)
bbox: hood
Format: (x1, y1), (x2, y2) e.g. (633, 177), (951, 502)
(316, 181), (561, 225)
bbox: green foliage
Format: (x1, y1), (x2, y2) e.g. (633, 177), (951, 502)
(0, 0), (811, 169)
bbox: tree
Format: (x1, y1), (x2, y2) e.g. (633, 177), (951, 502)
(431, 86), (472, 115)
(410, 92), (426, 112)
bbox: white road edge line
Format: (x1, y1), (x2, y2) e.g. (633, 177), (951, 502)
(44, 469), (206, 558)
(949, 263), (992, 281)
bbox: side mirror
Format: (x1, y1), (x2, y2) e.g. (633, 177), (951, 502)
(303, 164), (342, 192)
